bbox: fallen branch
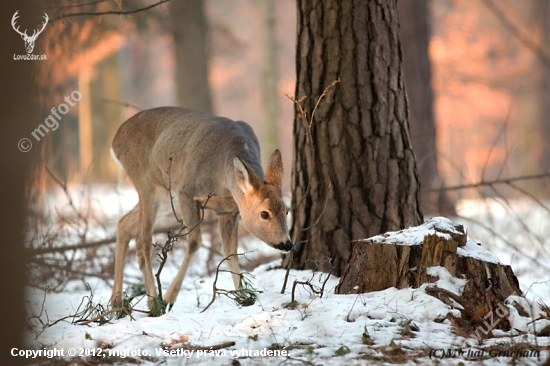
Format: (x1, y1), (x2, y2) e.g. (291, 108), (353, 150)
(424, 286), (484, 326)
(169, 341), (236, 351)
(74, 306), (133, 326)
(201, 253), (259, 313)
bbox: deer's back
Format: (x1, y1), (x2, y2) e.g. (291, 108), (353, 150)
(112, 107), (262, 195)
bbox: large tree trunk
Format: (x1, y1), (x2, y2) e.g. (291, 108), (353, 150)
(170, 0), (212, 113)
(398, 0), (452, 214)
(284, 0), (423, 275)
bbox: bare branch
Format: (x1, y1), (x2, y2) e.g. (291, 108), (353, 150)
(507, 182), (550, 217)
(427, 172), (550, 192)
(169, 341), (236, 351)
(26, 223), (213, 255)
(309, 78), (340, 129)
(201, 252), (258, 313)
(425, 286), (485, 327)
(301, 181), (331, 231)
(102, 99), (142, 112)
(281, 80), (339, 294)
(43, 1), (108, 10)
(480, 0), (550, 69)
(51, 0), (170, 22)
(480, 99), (514, 181)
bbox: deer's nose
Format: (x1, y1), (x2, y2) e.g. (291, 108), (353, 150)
(276, 241), (293, 252)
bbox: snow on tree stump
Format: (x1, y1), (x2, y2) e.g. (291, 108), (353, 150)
(335, 217), (521, 330)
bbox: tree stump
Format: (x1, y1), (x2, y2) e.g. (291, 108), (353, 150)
(335, 217), (521, 330)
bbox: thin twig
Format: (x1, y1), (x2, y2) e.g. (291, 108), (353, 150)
(169, 341), (236, 351)
(75, 307), (133, 326)
(487, 185), (546, 247)
(427, 172), (550, 192)
(291, 280), (320, 303)
(456, 214), (546, 270)
(26, 223), (216, 255)
(480, 0), (550, 69)
(281, 80), (340, 295)
(301, 181), (331, 231)
(51, 0), (170, 22)
(28, 257), (109, 279)
(45, 167), (88, 224)
(507, 182), (550, 216)
(102, 99), (142, 111)
(201, 252), (258, 313)
(309, 78), (340, 130)
(43, 0), (108, 10)
(180, 195), (215, 235)
(480, 99), (513, 181)
(165, 156), (216, 238)
(288, 258), (333, 305)
(166, 157), (184, 228)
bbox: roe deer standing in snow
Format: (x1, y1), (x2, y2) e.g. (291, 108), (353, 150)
(110, 107), (293, 310)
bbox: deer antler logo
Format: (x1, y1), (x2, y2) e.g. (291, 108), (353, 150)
(11, 11), (49, 54)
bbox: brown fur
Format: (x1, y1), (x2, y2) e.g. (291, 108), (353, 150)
(110, 107), (292, 308)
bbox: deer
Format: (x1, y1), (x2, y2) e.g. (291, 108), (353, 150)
(11, 11), (49, 54)
(110, 107), (293, 313)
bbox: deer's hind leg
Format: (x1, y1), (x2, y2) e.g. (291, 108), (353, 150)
(134, 186), (163, 310)
(111, 204), (139, 307)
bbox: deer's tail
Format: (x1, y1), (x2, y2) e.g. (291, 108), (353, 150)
(110, 147), (127, 187)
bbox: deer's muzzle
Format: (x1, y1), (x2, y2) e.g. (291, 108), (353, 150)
(276, 241), (294, 252)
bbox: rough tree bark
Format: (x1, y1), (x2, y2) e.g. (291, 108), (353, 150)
(170, 0), (212, 113)
(284, 0), (423, 275)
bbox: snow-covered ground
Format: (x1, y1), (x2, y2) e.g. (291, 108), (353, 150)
(23, 186), (550, 365)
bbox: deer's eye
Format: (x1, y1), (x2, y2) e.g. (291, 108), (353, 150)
(260, 211), (270, 220)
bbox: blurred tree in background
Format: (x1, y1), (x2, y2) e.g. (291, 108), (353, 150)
(398, 0), (454, 215)
(170, 0), (212, 113)
(31, 0), (550, 203)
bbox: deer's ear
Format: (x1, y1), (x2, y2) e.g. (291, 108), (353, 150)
(264, 149), (283, 188)
(234, 157), (260, 194)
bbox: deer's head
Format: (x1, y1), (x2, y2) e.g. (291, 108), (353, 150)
(12, 11), (49, 54)
(234, 149), (293, 252)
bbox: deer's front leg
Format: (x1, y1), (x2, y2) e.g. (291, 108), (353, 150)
(164, 196), (202, 306)
(219, 212), (241, 290)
